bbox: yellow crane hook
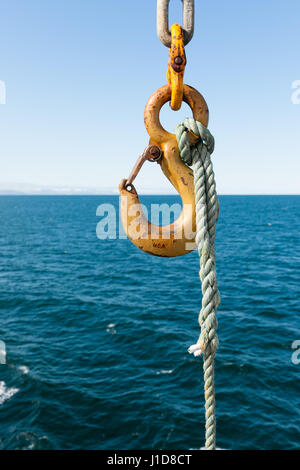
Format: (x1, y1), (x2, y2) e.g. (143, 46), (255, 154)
(119, 83), (209, 257)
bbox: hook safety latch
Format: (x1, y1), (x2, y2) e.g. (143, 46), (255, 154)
(122, 145), (163, 191)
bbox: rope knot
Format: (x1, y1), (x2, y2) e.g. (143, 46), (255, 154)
(175, 118), (215, 166)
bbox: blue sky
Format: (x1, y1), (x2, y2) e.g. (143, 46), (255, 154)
(0, 0), (299, 194)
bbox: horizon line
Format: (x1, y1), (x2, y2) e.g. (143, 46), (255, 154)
(0, 193), (299, 197)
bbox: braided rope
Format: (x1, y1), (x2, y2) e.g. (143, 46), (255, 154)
(176, 118), (220, 450)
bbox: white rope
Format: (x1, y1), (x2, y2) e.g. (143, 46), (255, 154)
(176, 118), (220, 450)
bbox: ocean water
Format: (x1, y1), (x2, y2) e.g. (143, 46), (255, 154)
(0, 195), (299, 450)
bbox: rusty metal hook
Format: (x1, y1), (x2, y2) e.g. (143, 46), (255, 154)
(119, 83), (209, 257)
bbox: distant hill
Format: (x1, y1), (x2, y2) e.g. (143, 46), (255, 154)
(0, 182), (176, 195)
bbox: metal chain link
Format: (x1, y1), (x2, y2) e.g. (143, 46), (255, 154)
(157, 0), (194, 48)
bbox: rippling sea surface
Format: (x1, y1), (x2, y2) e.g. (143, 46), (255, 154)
(0, 195), (299, 450)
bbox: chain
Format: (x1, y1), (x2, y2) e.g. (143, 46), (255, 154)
(157, 0), (194, 48)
